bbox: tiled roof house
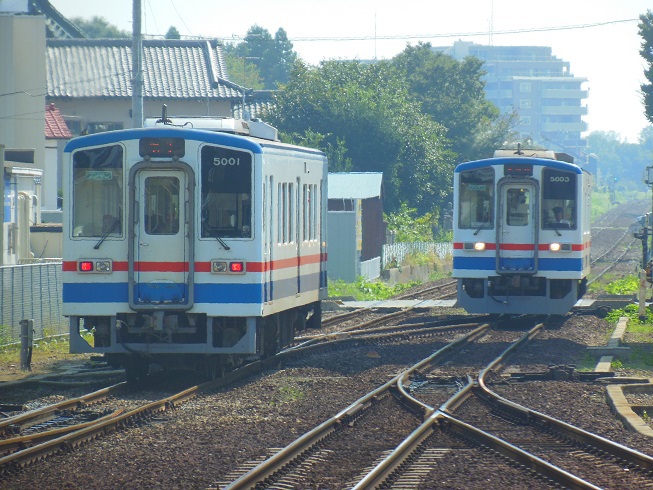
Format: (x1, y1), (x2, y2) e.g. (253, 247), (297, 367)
(44, 103), (72, 139)
(46, 38), (246, 135)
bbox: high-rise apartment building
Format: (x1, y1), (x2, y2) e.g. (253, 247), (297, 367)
(435, 41), (588, 160)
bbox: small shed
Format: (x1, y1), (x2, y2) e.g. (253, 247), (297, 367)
(327, 172), (385, 282)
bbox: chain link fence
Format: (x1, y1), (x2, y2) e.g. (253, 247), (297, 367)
(0, 261), (66, 345)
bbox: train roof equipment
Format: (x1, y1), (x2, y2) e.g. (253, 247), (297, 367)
(144, 105), (278, 141)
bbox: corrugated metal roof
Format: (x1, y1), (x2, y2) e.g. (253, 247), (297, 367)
(44, 103), (72, 139)
(328, 172), (383, 200)
(46, 38), (243, 99)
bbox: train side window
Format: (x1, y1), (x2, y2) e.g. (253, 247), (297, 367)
(200, 145), (252, 238)
(542, 169), (576, 229)
(458, 167), (494, 229)
(71, 145), (123, 238)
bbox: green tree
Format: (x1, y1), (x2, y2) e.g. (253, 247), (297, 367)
(385, 204), (435, 242)
(70, 16), (129, 38)
(587, 130), (651, 188)
(639, 11), (653, 124)
(224, 50), (265, 89)
(165, 26), (181, 40)
(227, 25), (299, 89)
(391, 43), (516, 162)
(268, 60), (454, 214)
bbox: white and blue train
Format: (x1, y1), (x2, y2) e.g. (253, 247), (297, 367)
(63, 113), (327, 380)
(452, 148), (591, 315)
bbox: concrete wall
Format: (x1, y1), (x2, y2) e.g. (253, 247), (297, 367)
(0, 14), (46, 175)
(327, 211), (357, 282)
(52, 98), (234, 134)
(381, 261), (453, 285)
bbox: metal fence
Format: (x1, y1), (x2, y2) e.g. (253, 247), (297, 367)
(382, 242), (453, 269)
(0, 261), (66, 344)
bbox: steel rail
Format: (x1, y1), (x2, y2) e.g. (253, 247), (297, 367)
(476, 347), (653, 472)
(0, 409), (124, 455)
(222, 323), (490, 489)
(0, 381), (127, 436)
(0, 384), (200, 473)
(354, 323), (550, 489)
(319, 280), (457, 330)
(355, 322), (607, 489)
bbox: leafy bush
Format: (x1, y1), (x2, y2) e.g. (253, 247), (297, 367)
(604, 276), (640, 295)
(328, 276), (420, 300)
(385, 203), (434, 242)
(605, 303), (653, 325)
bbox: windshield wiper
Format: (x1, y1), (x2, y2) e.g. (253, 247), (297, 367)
(204, 227), (231, 250)
(94, 218), (120, 249)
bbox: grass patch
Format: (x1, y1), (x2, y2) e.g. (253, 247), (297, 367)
(0, 333), (93, 365)
(576, 352), (601, 371)
(328, 276), (421, 301)
(268, 383), (306, 406)
(604, 276), (640, 296)
(604, 304), (653, 372)
(605, 303), (653, 326)
(0, 336), (67, 359)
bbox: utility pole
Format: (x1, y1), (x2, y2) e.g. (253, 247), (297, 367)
(638, 165), (653, 317)
(131, 0), (143, 128)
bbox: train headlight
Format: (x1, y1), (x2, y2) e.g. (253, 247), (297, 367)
(77, 259), (112, 273)
(96, 260), (112, 272)
(212, 261), (228, 273)
(549, 243), (572, 252)
(463, 242), (486, 251)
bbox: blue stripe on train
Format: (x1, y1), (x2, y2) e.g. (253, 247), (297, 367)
(453, 256), (584, 272)
(63, 271), (328, 304)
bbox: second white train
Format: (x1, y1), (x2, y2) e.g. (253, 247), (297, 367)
(452, 148), (592, 315)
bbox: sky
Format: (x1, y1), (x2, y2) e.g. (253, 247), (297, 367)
(47, 0), (652, 143)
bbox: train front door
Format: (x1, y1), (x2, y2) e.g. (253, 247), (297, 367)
(129, 166), (194, 309)
(497, 182), (538, 273)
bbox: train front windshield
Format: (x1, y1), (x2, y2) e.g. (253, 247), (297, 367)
(72, 145), (124, 238)
(541, 168), (577, 229)
(458, 167), (495, 229)
(200, 145), (252, 238)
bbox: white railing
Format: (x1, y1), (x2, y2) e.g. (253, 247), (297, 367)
(382, 242), (453, 269)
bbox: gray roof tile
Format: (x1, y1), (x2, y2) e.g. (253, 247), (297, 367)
(46, 38), (243, 100)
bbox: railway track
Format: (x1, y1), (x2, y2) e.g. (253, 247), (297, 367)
(0, 314), (481, 482)
(218, 322), (494, 489)
(314, 279), (460, 334)
(357, 319), (653, 489)
(588, 201), (649, 287)
(218, 318), (653, 489)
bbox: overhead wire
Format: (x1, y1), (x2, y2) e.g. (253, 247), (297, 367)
(0, 16), (641, 108)
(220, 18), (639, 43)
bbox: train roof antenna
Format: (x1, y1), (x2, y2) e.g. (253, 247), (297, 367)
(155, 104), (173, 125)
